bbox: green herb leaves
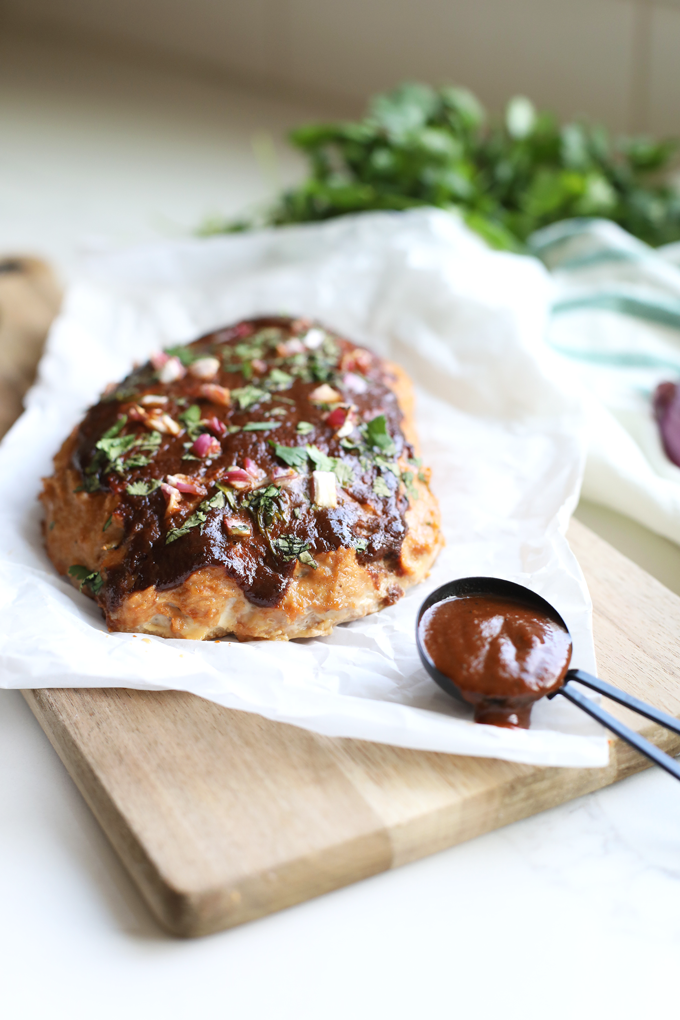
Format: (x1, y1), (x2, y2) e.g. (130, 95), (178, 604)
(272, 535), (317, 569)
(79, 416), (163, 490)
(242, 484), (285, 533)
(126, 479), (162, 496)
(231, 385), (269, 410)
(296, 421), (314, 435)
(272, 444), (309, 468)
(271, 443), (355, 488)
(68, 565), (104, 594)
(207, 81), (680, 251)
(165, 490), (226, 544)
(364, 414), (396, 455)
(373, 476), (391, 498)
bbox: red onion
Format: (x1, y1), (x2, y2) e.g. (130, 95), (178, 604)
(158, 356), (186, 384)
(199, 383), (231, 406)
(310, 383), (342, 404)
(166, 474), (207, 496)
(271, 465), (297, 481)
(150, 351), (169, 371)
(160, 483), (182, 515)
(222, 467), (252, 489)
(223, 516), (252, 537)
(188, 356), (220, 380)
(244, 457), (266, 481)
(192, 433), (222, 458)
(343, 372), (368, 395)
(326, 405), (348, 429)
(654, 381), (680, 468)
(204, 416), (227, 437)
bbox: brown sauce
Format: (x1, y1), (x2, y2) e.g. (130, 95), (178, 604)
(71, 317), (413, 612)
(420, 594), (572, 728)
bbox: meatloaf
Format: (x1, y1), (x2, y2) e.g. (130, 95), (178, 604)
(41, 317), (443, 640)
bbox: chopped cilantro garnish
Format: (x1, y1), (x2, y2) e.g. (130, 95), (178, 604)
(306, 444), (335, 472)
(272, 444), (309, 469)
(373, 476), (391, 498)
(354, 538), (368, 553)
(242, 421), (279, 432)
(296, 421), (314, 435)
(242, 484), (284, 533)
(178, 404), (203, 440)
(163, 344), (206, 367)
(333, 460), (354, 487)
(401, 469), (419, 501)
(267, 368), (293, 389)
(272, 535), (317, 569)
(364, 414), (396, 455)
(215, 482), (238, 509)
(68, 565), (104, 594)
(231, 385), (269, 410)
(102, 515), (112, 532)
(374, 455), (399, 476)
(166, 490), (226, 544)
(126, 479), (162, 496)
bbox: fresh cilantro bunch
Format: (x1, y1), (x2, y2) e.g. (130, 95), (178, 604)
(205, 82), (680, 251)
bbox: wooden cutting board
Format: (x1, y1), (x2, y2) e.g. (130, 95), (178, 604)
(4, 259), (680, 938)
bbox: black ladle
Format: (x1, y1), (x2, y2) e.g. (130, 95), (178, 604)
(416, 577), (680, 781)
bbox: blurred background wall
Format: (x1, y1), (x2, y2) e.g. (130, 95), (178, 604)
(1, 0), (679, 135)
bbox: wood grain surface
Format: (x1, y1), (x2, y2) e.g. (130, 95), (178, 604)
(4, 258), (680, 937)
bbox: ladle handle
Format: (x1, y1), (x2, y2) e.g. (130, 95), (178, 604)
(566, 669), (680, 737)
(558, 682), (680, 782)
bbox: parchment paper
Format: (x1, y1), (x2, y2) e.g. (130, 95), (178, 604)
(0, 209), (608, 766)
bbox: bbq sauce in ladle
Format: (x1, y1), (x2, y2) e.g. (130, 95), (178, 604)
(419, 592), (573, 728)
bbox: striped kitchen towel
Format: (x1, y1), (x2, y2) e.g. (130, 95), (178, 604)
(531, 218), (680, 545)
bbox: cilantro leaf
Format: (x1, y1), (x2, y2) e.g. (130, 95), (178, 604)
(68, 564), (104, 594)
(242, 421), (279, 431)
(373, 476), (392, 498)
(165, 490), (226, 544)
(306, 445), (335, 472)
(242, 484), (284, 532)
(126, 479), (162, 496)
(267, 368), (293, 389)
(364, 415), (396, 455)
(332, 460), (354, 487)
(231, 385), (269, 410)
(163, 345), (206, 366)
(272, 444), (309, 468)
(272, 535), (317, 568)
(296, 421), (314, 435)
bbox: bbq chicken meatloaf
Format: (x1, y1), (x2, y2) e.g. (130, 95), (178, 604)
(41, 317), (443, 640)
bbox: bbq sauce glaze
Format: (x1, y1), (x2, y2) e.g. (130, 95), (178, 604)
(73, 317), (415, 613)
(420, 594), (572, 728)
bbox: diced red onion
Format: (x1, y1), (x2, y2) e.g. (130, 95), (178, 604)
(160, 483), (182, 515)
(150, 351), (169, 370)
(343, 372), (368, 394)
(192, 433), (222, 458)
(223, 516), (252, 537)
(204, 416), (227, 437)
(276, 338), (305, 357)
(223, 467), (252, 489)
(140, 394), (168, 405)
(127, 404), (145, 422)
(326, 405), (348, 429)
(251, 358), (267, 374)
(188, 356), (220, 380)
(148, 412), (181, 436)
(310, 383), (342, 404)
(244, 456), (266, 480)
(271, 465), (298, 481)
(166, 474), (207, 496)
(654, 381), (680, 467)
(158, 356), (186, 384)
(199, 383), (231, 406)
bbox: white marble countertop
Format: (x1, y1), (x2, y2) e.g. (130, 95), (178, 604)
(2, 30), (680, 1019)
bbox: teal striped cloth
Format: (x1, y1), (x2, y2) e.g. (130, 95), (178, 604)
(529, 218), (680, 544)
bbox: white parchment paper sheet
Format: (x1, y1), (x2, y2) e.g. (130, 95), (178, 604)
(0, 209), (607, 766)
